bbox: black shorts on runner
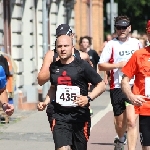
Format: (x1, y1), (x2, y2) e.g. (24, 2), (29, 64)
(110, 88), (132, 116)
(46, 102), (55, 127)
(139, 115), (150, 146)
(52, 120), (90, 150)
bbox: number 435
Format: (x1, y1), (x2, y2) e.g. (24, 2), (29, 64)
(60, 93), (77, 101)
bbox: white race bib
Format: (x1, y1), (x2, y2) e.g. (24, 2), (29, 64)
(145, 77), (150, 98)
(56, 85), (80, 107)
(118, 70), (135, 85)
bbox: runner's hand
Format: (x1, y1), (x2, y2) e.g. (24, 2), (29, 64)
(37, 102), (47, 111)
(117, 61), (127, 69)
(103, 77), (108, 84)
(74, 96), (88, 107)
(2, 103), (14, 116)
(129, 95), (147, 106)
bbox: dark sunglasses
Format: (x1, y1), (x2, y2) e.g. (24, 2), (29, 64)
(115, 26), (129, 30)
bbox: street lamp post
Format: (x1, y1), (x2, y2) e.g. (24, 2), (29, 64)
(110, 0), (114, 34)
(42, 0), (49, 100)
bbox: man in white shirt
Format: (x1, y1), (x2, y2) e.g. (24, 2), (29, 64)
(98, 16), (142, 150)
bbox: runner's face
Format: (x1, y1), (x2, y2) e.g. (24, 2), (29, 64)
(81, 38), (90, 50)
(56, 35), (74, 60)
(115, 25), (131, 39)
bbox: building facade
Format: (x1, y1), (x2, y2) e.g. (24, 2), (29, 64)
(0, 0), (103, 110)
(75, 0), (104, 52)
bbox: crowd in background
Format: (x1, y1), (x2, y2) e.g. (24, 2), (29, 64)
(100, 30), (150, 56)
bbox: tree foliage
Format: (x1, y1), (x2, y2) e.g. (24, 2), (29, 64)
(104, 0), (150, 33)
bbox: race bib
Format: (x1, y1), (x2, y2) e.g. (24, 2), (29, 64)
(118, 70), (135, 85)
(56, 85), (80, 107)
(145, 77), (150, 98)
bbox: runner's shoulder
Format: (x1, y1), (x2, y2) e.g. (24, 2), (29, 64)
(45, 49), (54, 58)
(132, 46), (148, 56)
(78, 58), (90, 67)
(79, 51), (89, 60)
(105, 38), (118, 46)
(50, 58), (60, 67)
(129, 37), (141, 43)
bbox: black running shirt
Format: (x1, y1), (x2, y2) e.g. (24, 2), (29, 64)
(50, 58), (102, 122)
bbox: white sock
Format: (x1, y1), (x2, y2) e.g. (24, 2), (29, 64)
(119, 136), (125, 143)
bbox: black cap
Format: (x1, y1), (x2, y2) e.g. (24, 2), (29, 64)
(115, 20), (130, 27)
(56, 24), (72, 37)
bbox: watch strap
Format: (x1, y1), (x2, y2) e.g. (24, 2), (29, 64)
(87, 96), (92, 102)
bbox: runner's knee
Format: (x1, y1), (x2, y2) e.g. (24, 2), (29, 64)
(127, 119), (137, 128)
(57, 146), (71, 150)
(115, 120), (125, 129)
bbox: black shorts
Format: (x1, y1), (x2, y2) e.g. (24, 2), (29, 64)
(46, 102), (55, 126)
(139, 115), (150, 146)
(52, 120), (90, 150)
(110, 88), (131, 116)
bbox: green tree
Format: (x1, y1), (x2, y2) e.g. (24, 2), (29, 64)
(104, 0), (150, 34)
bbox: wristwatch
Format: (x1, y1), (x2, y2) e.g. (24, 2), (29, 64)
(87, 96), (92, 103)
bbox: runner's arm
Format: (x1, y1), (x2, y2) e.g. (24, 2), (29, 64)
(0, 89), (14, 116)
(37, 50), (53, 86)
(0, 89), (8, 105)
(121, 74), (134, 98)
(80, 52), (93, 67)
(121, 74), (146, 105)
(98, 62), (121, 71)
(121, 52), (138, 99)
(98, 42), (115, 71)
(44, 85), (56, 105)
(84, 61), (106, 100)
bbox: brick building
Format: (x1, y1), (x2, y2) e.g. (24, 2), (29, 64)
(74, 0), (104, 52)
(0, 0), (104, 110)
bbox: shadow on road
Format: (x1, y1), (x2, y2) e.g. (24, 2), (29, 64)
(91, 142), (114, 146)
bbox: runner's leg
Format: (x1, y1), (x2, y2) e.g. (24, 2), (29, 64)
(139, 116), (150, 150)
(57, 146), (72, 150)
(126, 104), (138, 150)
(114, 111), (127, 140)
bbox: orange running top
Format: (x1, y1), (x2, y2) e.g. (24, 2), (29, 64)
(122, 46), (150, 115)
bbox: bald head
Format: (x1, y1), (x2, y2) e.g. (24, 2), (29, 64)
(56, 35), (74, 61)
(56, 35), (73, 46)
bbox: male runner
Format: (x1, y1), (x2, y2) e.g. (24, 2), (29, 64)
(0, 65), (14, 116)
(121, 20), (150, 150)
(38, 24), (93, 123)
(98, 16), (142, 150)
(38, 24), (92, 86)
(38, 35), (105, 150)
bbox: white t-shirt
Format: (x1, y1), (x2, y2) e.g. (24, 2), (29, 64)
(99, 37), (143, 88)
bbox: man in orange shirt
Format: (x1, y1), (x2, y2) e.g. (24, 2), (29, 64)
(121, 20), (150, 149)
